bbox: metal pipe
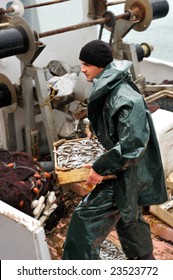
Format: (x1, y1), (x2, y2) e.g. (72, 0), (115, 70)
(39, 17), (109, 38)
(24, 0), (70, 10)
(0, 23), (9, 29)
(3, 0), (70, 13)
(39, 12), (130, 38)
(106, 0), (126, 6)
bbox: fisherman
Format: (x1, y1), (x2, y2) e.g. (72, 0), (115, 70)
(62, 39), (168, 260)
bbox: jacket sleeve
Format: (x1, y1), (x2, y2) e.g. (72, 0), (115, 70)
(92, 96), (150, 176)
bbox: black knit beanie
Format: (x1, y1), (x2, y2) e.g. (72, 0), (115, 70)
(79, 39), (113, 68)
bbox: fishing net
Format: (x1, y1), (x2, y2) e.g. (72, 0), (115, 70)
(0, 149), (54, 217)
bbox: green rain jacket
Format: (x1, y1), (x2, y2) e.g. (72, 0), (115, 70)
(88, 60), (167, 221)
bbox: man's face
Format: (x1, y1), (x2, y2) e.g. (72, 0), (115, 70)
(80, 61), (104, 82)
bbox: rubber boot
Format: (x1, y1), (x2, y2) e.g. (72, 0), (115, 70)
(137, 252), (155, 260)
(128, 252), (155, 260)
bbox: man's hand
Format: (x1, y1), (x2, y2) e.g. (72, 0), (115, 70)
(83, 164), (104, 185)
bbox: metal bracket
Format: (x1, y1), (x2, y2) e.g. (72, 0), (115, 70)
(21, 66), (57, 161)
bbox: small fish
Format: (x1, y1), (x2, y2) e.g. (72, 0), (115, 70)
(160, 200), (173, 211)
(55, 138), (106, 169)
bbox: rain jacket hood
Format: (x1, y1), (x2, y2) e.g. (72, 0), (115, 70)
(90, 60), (133, 101)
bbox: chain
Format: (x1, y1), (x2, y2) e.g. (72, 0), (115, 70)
(98, 11), (116, 45)
(109, 14), (116, 45)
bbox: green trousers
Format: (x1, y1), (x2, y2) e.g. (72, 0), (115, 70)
(62, 182), (153, 260)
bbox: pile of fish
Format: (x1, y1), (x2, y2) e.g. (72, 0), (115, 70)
(100, 240), (126, 260)
(54, 138), (106, 169)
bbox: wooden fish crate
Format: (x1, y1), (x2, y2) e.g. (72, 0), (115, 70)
(150, 204), (173, 228)
(53, 138), (116, 186)
(149, 177), (173, 228)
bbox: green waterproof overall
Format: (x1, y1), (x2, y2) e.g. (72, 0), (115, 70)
(62, 61), (167, 260)
(62, 180), (153, 260)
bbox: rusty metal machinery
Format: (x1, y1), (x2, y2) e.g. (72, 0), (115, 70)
(0, 0), (169, 61)
(89, 0), (169, 30)
(0, 16), (44, 65)
(124, 0), (169, 31)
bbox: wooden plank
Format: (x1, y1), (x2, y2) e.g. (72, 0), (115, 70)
(56, 168), (90, 184)
(56, 167), (116, 185)
(150, 205), (173, 227)
(166, 172), (173, 191)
